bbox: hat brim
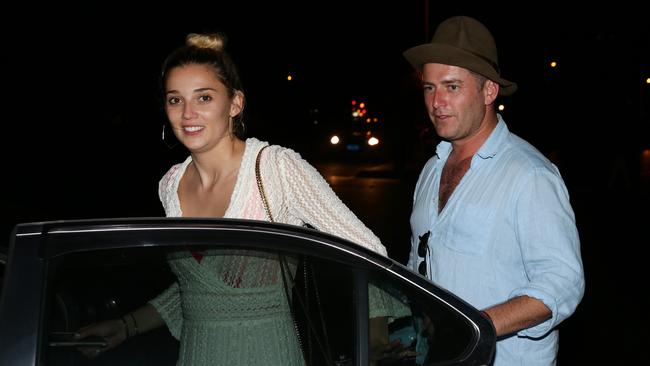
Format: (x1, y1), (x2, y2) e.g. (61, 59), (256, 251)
(403, 43), (517, 96)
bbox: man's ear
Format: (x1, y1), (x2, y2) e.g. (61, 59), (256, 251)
(484, 80), (499, 105)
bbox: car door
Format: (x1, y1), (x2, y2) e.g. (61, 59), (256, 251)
(0, 218), (494, 366)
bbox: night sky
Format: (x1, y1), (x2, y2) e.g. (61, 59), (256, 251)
(4, 2), (649, 235)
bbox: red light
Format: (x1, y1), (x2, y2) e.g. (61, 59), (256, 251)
(351, 100), (357, 105)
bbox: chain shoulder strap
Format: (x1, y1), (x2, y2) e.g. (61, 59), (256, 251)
(255, 145), (274, 222)
(255, 145), (309, 364)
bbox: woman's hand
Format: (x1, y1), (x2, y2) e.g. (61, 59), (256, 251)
(75, 318), (127, 358)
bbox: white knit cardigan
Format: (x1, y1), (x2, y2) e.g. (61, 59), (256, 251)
(158, 137), (386, 255)
(152, 138), (390, 338)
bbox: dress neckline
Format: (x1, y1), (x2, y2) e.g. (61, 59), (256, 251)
(172, 138), (259, 218)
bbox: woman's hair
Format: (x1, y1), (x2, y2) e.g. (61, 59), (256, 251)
(161, 33), (246, 139)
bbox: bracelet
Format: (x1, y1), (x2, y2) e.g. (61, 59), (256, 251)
(120, 316), (130, 339)
(129, 313), (139, 336)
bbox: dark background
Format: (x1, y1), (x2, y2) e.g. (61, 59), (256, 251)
(5, 3), (649, 223)
(3, 2), (650, 364)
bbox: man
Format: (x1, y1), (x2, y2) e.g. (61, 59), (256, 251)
(403, 16), (584, 365)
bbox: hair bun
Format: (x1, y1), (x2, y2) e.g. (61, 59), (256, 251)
(186, 33), (225, 51)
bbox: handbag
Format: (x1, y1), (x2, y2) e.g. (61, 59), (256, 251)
(256, 145), (310, 364)
(255, 145), (332, 366)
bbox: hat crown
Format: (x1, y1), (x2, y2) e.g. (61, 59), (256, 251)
(432, 16), (498, 68)
(403, 15), (517, 95)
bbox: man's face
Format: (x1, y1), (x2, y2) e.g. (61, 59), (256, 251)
(421, 63), (495, 144)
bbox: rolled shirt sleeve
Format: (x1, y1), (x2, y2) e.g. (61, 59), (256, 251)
(511, 168), (585, 337)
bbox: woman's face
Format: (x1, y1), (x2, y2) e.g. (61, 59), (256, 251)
(164, 63), (243, 152)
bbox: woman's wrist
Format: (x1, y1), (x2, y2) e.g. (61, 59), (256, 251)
(120, 316), (130, 339)
(120, 313), (140, 339)
(129, 313), (139, 336)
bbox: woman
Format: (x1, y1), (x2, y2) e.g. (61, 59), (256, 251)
(76, 33), (403, 365)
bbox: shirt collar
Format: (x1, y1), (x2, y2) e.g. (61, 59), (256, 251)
(476, 114), (509, 160)
(434, 140), (452, 160)
(434, 114), (510, 161)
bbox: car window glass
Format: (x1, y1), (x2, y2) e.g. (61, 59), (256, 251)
(40, 242), (477, 366)
(44, 246), (178, 366)
(369, 273), (474, 366)
(41, 246), (359, 366)
(291, 255), (357, 366)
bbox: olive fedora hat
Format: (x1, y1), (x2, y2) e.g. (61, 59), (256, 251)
(403, 16), (517, 96)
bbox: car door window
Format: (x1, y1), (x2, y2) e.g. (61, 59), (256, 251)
(39, 238), (481, 366)
(41, 246), (360, 366)
(290, 255), (357, 366)
(44, 246), (178, 366)
(369, 273), (474, 366)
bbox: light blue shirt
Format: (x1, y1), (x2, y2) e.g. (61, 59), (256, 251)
(408, 116), (585, 365)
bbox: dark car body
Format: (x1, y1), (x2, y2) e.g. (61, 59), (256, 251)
(0, 218), (495, 365)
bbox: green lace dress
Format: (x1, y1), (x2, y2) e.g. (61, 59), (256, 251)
(150, 138), (404, 365)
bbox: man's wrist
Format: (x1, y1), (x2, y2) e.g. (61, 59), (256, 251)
(481, 310), (493, 324)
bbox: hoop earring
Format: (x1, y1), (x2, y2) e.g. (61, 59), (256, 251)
(161, 124), (179, 149)
(229, 116), (237, 137)
(231, 116), (246, 137)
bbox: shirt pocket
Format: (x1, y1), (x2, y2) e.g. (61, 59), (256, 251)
(442, 203), (493, 255)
